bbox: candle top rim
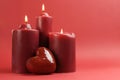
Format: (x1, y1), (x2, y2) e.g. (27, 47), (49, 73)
(38, 15), (52, 18)
(40, 12), (52, 17)
(13, 28), (39, 31)
(13, 29), (38, 31)
(49, 32), (75, 37)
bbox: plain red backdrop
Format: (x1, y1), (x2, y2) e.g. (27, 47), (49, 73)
(1, 0), (120, 80)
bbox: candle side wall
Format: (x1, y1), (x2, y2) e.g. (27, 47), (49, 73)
(49, 33), (75, 72)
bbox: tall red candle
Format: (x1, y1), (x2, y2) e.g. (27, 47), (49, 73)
(12, 15), (39, 73)
(36, 4), (52, 47)
(49, 29), (76, 72)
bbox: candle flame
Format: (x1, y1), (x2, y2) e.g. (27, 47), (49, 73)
(42, 4), (45, 11)
(60, 28), (63, 34)
(25, 15), (28, 23)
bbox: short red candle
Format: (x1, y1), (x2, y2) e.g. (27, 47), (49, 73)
(36, 4), (52, 47)
(12, 15), (39, 73)
(49, 29), (76, 72)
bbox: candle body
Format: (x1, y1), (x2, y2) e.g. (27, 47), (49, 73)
(12, 25), (39, 73)
(49, 33), (76, 72)
(36, 12), (52, 47)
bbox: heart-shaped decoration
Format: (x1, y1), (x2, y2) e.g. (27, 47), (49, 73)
(26, 47), (56, 74)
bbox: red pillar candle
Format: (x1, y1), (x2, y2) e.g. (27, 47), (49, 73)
(12, 15), (39, 73)
(36, 4), (52, 47)
(49, 29), (76, 72)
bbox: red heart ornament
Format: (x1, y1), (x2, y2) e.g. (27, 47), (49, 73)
(26, 47), (56, 74)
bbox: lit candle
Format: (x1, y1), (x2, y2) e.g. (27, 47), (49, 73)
(12, 15), (39, 73)
(36, 4), (52, 47)
(49, 29), (76, 72)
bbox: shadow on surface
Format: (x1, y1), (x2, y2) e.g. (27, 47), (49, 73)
(0, 68), (11, 74)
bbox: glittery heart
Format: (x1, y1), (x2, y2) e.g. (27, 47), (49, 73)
(26, 47), (56, 74)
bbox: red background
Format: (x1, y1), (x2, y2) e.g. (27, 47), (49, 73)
(1, 0), (120, 79)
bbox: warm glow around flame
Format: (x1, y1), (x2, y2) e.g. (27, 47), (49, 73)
(25, 15), (28, 23)
(60, 28), (63, 34)
(42, 4), (45, 11)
